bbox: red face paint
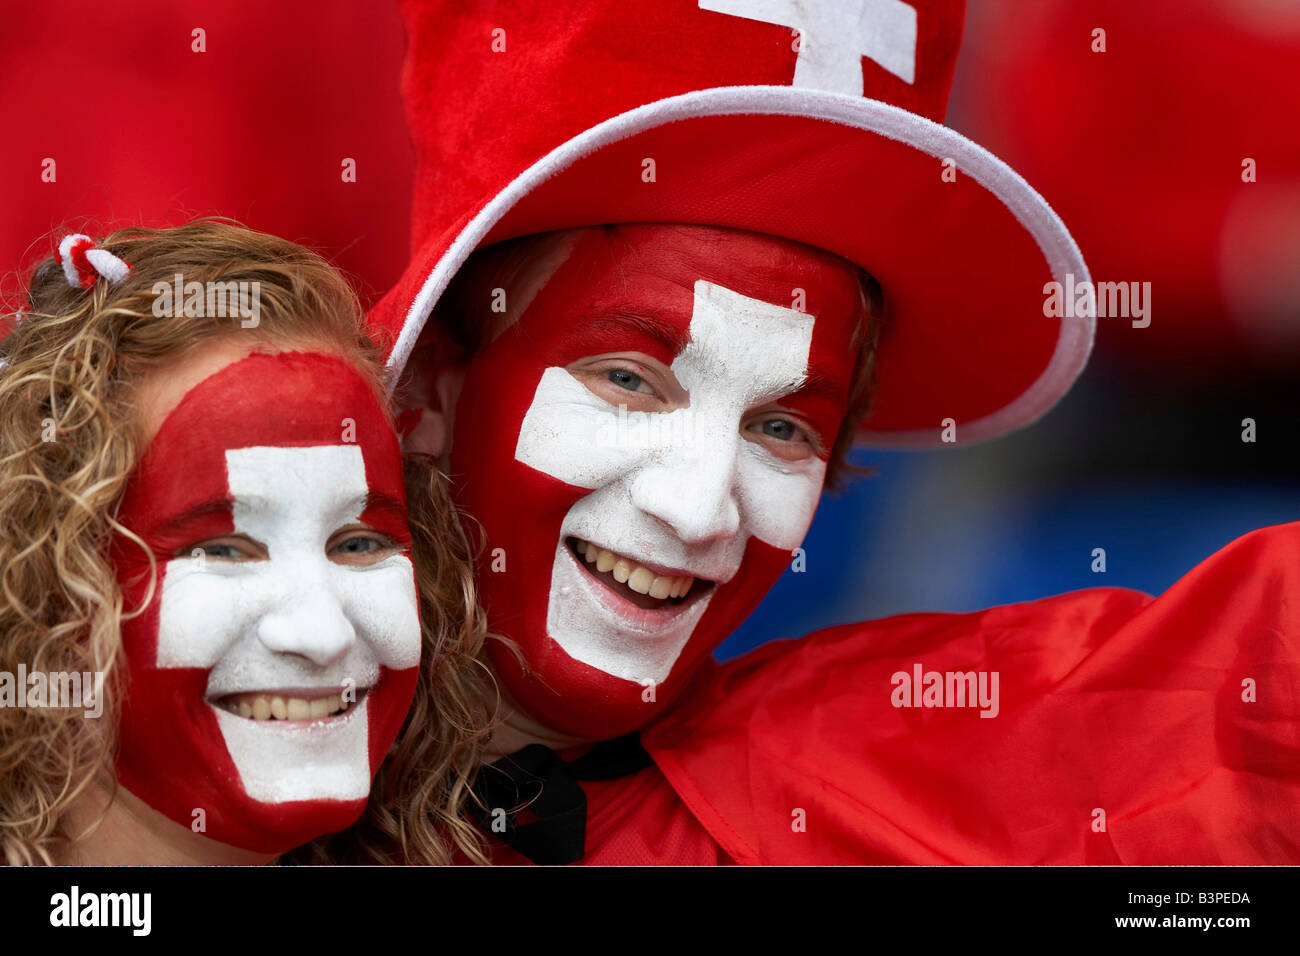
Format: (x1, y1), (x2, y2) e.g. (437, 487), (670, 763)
(112, 351), (420, 854)
(446, 225), (863, 739)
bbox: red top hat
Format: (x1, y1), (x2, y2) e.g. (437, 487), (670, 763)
(370, 0), (1093, 447)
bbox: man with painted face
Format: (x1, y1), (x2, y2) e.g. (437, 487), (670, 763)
(372, 0), (1300, 863)
(412, 224), (873, 743)
(401, 223), (886, 863)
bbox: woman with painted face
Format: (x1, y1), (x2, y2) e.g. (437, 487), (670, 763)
(0, 221), (493, 865)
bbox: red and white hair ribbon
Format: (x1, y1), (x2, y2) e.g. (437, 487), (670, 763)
(57, 234), (132, 289)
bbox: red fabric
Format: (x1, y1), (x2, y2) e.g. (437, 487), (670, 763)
(398, 0), (963, 254)
(628, 520), (1299, 864)
(484, 766), (734, 866)
(62, 236), (97, 288)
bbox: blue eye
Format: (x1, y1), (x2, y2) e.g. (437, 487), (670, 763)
(606, 368), (644, 392)
(335, 537), (380, 554)
(198, 544), (240, 559)
(182, 536), (266, 562)
(757, 420), (800, 441)
(327, 528), (399, 565)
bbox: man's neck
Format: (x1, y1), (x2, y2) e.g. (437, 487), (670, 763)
(58, 782), (275, 866)
(482, 687), (601, 761)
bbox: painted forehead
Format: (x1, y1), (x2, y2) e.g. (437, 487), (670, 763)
(506, 226), (865, 381)
(600, 225), (867, 304)
(122, 351), (405, 528)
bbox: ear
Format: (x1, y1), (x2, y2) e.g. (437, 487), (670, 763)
(397, 364), (466, 460)
(393, 328), (469, 461)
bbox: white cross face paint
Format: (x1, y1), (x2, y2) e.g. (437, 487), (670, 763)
(516, 280), (827, 684)
(155, 444), (421, 803)
(113, 350), (421, 854)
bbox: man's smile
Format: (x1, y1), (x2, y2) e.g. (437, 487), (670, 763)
(566, 535), (714, 610)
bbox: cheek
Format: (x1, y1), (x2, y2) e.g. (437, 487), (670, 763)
(342, 558), (423, 669)
(664, 457), (824, 674)
(450, 354), (587, 527)
(736, 443), (827, 550)
(515, 367), (646, 489)
(152, 562), (269, 667)
(450, 356), (528, 485)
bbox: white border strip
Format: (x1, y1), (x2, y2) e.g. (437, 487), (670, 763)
(388, 85), (1093, 449)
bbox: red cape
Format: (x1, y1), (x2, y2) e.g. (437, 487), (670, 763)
(642, 522), (1300, 864)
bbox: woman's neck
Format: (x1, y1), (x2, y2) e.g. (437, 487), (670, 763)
(58, 783), (275, 866)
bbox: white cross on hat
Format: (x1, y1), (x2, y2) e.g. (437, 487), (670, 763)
(700, 0), (918, 91)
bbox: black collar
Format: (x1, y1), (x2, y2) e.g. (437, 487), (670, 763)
(470, 733), (655, 864)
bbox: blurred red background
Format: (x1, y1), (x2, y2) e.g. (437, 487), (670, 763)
(1, 0), (415, 319)
(954, 0), (1300, 379)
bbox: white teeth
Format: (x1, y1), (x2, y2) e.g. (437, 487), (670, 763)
(573, 538), (697, 603)
(224, 692), (348, 721)
(627, 567), (654, 594)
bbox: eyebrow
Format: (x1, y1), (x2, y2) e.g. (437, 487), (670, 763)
(150, 497), (234, 537)
(361, 491), (408, 523)
(790, 369), (850, 406)
(567, 310), (691, 356)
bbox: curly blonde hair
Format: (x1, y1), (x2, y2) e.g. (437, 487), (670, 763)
(0, 219), (493, 865)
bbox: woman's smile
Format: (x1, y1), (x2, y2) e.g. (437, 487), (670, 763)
(212, 686), (369, 723)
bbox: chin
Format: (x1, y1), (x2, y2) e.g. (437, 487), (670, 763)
(221, 796), (372, 856)
(489, 639), (685, 739)
(485, 535), (790, 742)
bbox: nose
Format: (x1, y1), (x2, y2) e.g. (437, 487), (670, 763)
(256, 587), (356, 667)
(628, 438), (742, 545)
